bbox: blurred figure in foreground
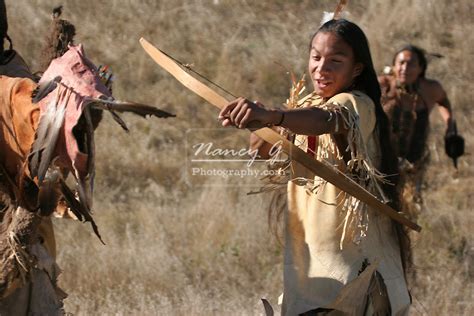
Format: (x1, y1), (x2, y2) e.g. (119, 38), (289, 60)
(0, 4), (173, 314)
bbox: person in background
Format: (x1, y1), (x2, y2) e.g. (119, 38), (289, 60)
(379, 45), (460, 215)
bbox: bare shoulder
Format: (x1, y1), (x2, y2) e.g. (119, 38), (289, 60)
(420, 77), (445, 93)
(419, 77), (446, 101)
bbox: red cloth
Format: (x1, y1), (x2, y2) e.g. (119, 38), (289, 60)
(307, 135), (316, 156)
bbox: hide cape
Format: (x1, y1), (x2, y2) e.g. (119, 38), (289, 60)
(28, 44), (173, 239)
(29, 44), (112, 240)
(34, 45), (109, 178)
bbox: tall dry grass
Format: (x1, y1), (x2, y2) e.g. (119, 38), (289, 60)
(7, 0), (473, 315)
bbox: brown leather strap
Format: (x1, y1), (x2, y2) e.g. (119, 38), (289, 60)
(139, 37), (421, 232)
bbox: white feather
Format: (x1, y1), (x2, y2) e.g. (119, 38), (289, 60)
(320, 11), (334, 25)
(320, 11), (351, 26)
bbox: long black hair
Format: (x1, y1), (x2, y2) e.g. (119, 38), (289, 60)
(0, 0), (14, 65)
(393, 44), (427, 78)
(312, 19), (399, 208)
(0, 0), (7, 54)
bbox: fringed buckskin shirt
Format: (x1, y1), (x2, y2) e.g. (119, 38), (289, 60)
(281, 91), (410, 316)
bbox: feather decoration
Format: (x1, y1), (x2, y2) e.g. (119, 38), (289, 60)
(428, 52), (444, 59)
(261, 299), (274, 316)
(320, 0), (349, 25)
(58, 177), (84, 221)
(58, 177), (104, 244)
(31, 76), (61, 103)
(83, 106), (96, 202)
(320, 11), (335, 25)
(333, 0), (348, 20)
(52, 5), (63, 19)
(108, 109), (130, 132)
(37, 167), (61, 216)
(28, 87), (68, 183)
(74, 167), (92, 217)
(90, 98), (176, 118)
(37, 90), (70, 183)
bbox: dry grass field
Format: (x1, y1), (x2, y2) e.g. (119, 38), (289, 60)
(7, 0), (473, 315)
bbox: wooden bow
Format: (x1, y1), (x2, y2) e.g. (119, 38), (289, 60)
(139, 37), (421, 232)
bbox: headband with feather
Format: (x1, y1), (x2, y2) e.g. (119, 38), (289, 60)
(321, 0), (349, 25)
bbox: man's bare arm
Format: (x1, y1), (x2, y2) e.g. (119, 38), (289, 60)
(433, 82), (455, 133)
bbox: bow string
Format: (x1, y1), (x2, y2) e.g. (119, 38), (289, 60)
(139, 37), (421, 232)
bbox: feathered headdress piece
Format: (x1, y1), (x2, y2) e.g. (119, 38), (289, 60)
(320, 0), (349, 25)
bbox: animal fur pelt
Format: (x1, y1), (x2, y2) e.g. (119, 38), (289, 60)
(39, 6), (76, 72)
(0, 188), (41, 298)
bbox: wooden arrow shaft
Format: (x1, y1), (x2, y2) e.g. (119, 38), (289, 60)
(139, 37), (421, 232)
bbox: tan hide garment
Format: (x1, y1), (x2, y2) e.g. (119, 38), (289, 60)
(281, 91), (410, 316)
(0, 53), (64, 315)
